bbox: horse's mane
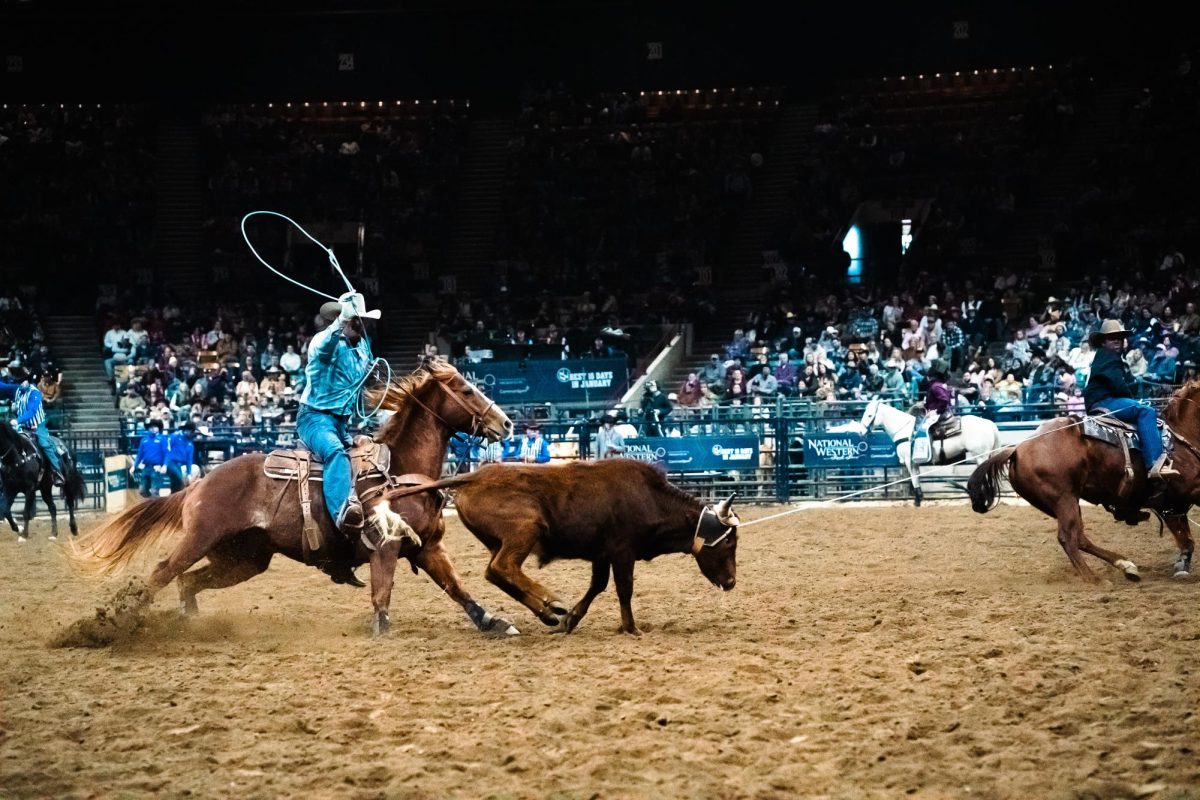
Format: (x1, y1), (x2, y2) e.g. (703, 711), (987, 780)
(366, 359), (462, 435)
(1163, 379), (1200, 424)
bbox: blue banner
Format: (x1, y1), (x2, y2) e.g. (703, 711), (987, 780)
(462, 358), (627, 403)
(623, 435), (760, 472)
(803, 431), (899, 467)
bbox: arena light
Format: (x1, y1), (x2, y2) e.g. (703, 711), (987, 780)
(955, 71), (960, 76)
(935, 73), (940, 78)
(676, 90), (682, 95)
(414, 99), (420, 105)
(432, 99), (438, 104)
(694, 89), (701, 94)
(304, 102), (309, 107)
(992, 69), (998, 73)
(341, 101), (347, 107)
(267, 103), (273, 108)
(639, 91), (644, 96)
(359, 101), (366, 108)
(286, 102), (291, 108)
(657, 90), (663, 96)
(974, 70), (979, 75)
(917, 74), (923, 79)
(378, 101), (383, 107)
(1030, 66), (1036, 71)
(900, 75), (906, 81)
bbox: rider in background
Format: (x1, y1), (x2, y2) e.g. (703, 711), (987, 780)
(1084, 319), (1178, 481)
(921, 364), (956, 433)
(0, 366), (65, 484)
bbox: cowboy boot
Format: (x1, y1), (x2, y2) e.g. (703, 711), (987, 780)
(322, 562), (366, 588)
(335, 493), (366, 535)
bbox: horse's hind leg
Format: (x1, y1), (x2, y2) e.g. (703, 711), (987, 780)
(1076, 530), (1140, 582)
(1054, 499), (1100, 582)
(20, 490), (34, 541)
(40, 481), (59, 540)
(177, 545), (273, 615)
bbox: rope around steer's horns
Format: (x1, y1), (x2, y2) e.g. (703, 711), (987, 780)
(737, 399), (1176, 529)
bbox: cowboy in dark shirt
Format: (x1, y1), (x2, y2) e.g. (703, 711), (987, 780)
(1084, 319), (1177, 480)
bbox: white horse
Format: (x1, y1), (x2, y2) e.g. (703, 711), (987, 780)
(860, 397), (1003, 506)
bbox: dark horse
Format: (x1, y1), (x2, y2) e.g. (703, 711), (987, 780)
(387, 460), (741, 635)
(968, 381), (1200, 581)
(0, 423), (86, 541)
(69, 360), (518, 636)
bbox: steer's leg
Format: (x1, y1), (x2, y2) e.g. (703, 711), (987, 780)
(563, 559), (610, 633)
(611, 558), (641, 636)
(484, 537), (568, 627)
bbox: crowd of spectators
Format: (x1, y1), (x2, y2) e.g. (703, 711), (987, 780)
(98, 295), (332, 435)
(666, 58), (1200, 423)
(0, 104), (155, 298)
(0, 292), (62, 418)
(433, 85), (776, 365)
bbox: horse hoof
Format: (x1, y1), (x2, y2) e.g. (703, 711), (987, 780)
(372, 614), (391, 637)
(47, 535), (57, 542)
(1173, 570), (1191, 580)
(16, 537), (26, 544)
(1116, 560), (1141, 582)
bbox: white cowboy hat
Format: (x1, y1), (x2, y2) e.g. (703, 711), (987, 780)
(338, 291), (381, 320)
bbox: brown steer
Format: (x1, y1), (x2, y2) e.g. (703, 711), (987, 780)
(388, 460), (740, 635)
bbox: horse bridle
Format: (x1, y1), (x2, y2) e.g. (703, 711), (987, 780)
(389, 376), (500, 439)
(862, 399), (881, 429)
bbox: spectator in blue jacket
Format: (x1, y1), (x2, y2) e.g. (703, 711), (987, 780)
(134, 418), (168, 497)
(164, 421), (196, 492)
(0, 367), (64, 483)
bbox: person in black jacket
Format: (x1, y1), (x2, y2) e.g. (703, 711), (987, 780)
(1084, 319), (1178, 480)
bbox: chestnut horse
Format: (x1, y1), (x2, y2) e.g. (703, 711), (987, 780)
(968, 382), (1200, 581)
(68, 360), (518, 635)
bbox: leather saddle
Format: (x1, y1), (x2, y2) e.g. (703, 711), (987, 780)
(264, 438), (391, 484)
(928, 414), (962, 442)
(1079, 411), (1174, 501)
(262, 438), (394, 554)
(1081, 410), (1170, 453)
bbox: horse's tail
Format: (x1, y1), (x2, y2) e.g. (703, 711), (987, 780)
(65, 489), (189, 579)
(967, 446), (1015, 514)
(385, 472), (477, 502)
(64, 453), (87, 504)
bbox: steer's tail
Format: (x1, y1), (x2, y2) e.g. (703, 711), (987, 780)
(967, 447), (1015, 514)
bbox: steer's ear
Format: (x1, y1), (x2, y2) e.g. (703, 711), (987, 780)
(715, 493), (739, 526)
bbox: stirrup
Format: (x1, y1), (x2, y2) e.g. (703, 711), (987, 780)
(1149, 455), (1180, 480)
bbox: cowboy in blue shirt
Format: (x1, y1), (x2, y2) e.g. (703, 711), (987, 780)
(297, 292), (380, 545)
(134, 418), (168, 497)
(165, 421), (196, 493)
(0, 367), (64, 484)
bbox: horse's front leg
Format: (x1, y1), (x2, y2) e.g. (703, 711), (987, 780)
(415, 540), (520, 635)
(900, 441), (923, 506)
(368, 543), (400, 637)
(1163, 513), (1194, 578)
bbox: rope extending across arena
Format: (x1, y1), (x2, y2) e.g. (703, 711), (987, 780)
(739, 397), (1174, 528)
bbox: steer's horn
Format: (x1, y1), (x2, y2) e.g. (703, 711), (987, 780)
(715, 493), (738, 525)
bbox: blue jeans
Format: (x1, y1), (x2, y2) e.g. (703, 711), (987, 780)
(1103, 397), (1162, 469)
(33, 422), (63, 474)
(297, 405), (353, 521)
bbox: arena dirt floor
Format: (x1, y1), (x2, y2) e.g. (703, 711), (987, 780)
(1, 502), (1198, 800)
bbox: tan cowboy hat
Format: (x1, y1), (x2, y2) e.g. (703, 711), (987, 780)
(1088, 319), (1131, 345)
